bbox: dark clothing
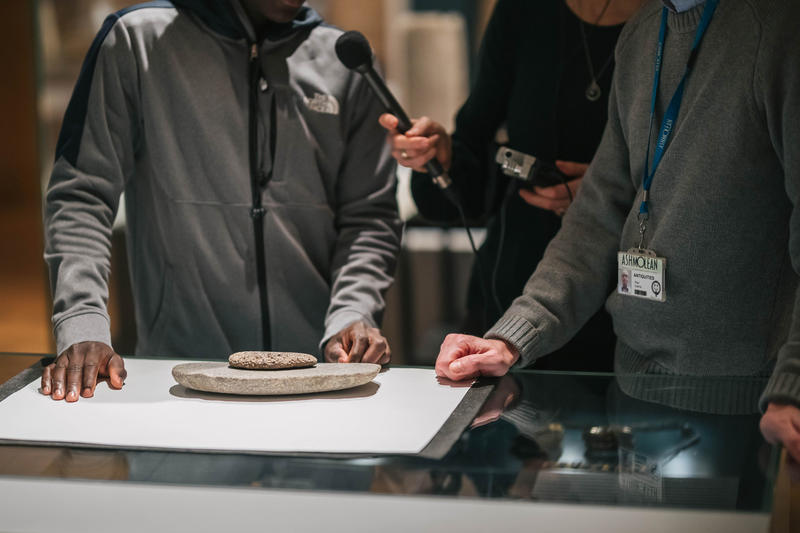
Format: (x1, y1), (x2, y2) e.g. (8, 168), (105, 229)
(411, 0), (621, 371)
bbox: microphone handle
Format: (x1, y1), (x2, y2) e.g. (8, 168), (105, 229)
(362, 68), (452, 189)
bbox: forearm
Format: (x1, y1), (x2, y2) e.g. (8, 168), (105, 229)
(45, 160), (118, 354)
(323, 203), (402, 343)
(44, 17), (138, 355)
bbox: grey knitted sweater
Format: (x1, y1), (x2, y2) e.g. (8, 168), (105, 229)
(487, 0), (800, 412)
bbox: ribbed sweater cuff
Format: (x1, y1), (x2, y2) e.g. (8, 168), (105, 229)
(53, 312), (112, 356)
(485, 315), (540, 367)
(759, 371), (800, 413)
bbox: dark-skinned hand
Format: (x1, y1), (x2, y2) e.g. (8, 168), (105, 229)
(324, 321), (391, 365)
(40, 341), (126, 402)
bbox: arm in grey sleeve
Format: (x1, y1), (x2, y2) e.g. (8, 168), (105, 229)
(321, 75), (403, 344)
(485, 77), (637, 367)
(758, 10), (800, 410)
(44, 17), (139, 356)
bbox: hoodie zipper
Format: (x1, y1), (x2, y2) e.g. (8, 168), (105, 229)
(248, 42), (272, 350)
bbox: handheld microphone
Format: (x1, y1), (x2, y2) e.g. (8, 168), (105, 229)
(335, 30), (453, 191)
(336, 31), (495, 324)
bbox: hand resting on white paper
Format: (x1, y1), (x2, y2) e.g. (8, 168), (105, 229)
(40, 341), (126, 402)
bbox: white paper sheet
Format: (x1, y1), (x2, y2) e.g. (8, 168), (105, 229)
(0, 359), (470, 455)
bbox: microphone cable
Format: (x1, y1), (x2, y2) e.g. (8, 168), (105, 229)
(335, 30), (495, 331)
(449, 188), (493, 332)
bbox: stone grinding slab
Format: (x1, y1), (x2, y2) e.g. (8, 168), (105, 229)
(172, 362), (381, 396)
(228, 351), (317, 370)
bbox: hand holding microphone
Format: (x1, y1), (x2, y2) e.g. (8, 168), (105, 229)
(378, 114), (453, 175)
(335, 30), (453, 192)
(336, 30), (489, 307)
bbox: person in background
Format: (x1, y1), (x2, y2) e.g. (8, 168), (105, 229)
(432, 0), (800, 469)
(41, 0), (401, 402)
(381, 0), (644, 371)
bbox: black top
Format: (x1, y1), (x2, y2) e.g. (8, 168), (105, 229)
(411, 0), (623, 370)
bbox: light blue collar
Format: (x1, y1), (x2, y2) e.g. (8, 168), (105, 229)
(662, 0), (705, 12)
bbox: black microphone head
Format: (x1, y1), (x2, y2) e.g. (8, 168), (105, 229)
(335, 31), (373, 71)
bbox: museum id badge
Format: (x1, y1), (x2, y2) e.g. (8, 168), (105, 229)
(617, 249), (666, 302)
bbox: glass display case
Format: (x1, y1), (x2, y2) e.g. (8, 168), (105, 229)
(0, 353), (786, 532)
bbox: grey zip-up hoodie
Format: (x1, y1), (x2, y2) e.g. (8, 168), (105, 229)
(45, 0), (402, 358)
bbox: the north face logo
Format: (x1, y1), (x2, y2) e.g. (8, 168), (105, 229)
(304, 93), (340, 115)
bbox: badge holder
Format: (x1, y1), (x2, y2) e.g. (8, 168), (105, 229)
(617, 215), (666, 302)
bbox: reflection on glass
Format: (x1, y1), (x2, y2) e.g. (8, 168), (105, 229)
(0, 364), (778, 512)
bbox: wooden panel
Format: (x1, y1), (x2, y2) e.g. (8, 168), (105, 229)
(0, 1), (39, 208)
(0, 1), (52, 354)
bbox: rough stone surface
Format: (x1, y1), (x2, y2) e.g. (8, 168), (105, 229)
(229, 351), (317, 370)
(172, 362), (381, 396)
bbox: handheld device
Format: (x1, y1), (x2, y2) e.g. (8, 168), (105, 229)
(495, 146), (567, 188)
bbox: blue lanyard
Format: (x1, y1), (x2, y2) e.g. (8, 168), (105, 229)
(639, 0), (719, 217)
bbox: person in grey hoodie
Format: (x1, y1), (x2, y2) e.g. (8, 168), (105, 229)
(40, 0), (402, 402)
(418, 0), (800, 466)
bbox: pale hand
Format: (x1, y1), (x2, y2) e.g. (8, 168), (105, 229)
(760, 402), (800, 481)
(435, 334), (520, 382)
(378, 113), (452, 173)
(519, 160), (587, 215)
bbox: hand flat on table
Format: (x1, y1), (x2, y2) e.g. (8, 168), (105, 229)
(40, 341), (126, 402)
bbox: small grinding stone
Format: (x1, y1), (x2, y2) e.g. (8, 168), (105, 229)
(172, 362), (381, 396)
(229, 351), (317, 370)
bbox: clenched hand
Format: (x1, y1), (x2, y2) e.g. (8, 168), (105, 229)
(435, 334), (519, 382)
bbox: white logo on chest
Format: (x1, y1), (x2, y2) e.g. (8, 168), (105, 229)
(303, 92), (340, 115)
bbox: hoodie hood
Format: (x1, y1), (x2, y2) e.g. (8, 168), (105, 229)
(170, 0), (322, 41)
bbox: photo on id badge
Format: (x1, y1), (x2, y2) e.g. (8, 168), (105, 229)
(619, 269), (631, 293)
